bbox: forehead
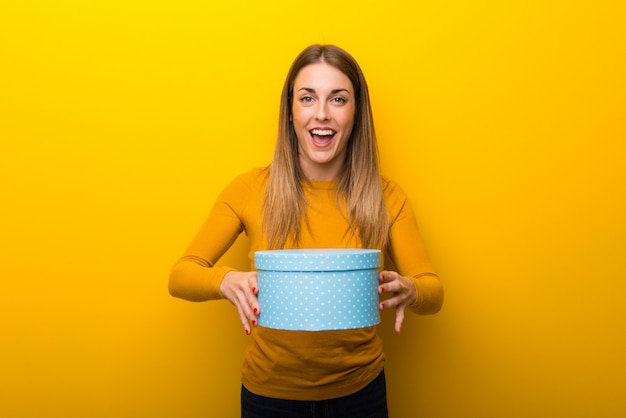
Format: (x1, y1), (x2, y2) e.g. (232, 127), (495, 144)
(293, 62), (353, 91)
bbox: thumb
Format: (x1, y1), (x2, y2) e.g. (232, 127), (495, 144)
(395, 307), (405, 334)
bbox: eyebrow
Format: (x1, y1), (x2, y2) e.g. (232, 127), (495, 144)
(298, 87), (352, 95)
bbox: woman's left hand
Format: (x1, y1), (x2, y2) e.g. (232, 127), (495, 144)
(378, 270), (417, 333)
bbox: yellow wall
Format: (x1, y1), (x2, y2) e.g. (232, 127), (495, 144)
(1, 1), (624, 417)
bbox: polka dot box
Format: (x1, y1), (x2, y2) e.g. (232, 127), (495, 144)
(254, 249), (381, 331)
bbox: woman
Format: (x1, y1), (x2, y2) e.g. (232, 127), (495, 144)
(169, 44), (443, 418)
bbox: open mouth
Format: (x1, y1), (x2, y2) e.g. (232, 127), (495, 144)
(309, 129), (336, 146)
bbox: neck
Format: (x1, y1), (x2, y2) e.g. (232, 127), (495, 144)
(299, 160), (343, 182)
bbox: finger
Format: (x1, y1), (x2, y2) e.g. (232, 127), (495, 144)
(379, 271), (395, 284)
(380, 293), (400, 310)
(237, 305), (252, 335)
(240, 294), (259, 327)
(379, 279), (401, 295)
(234, 289), (258, 334)
(395, 306), (406, 334)
(248, 296), (260, 326)
(250, 272), (259, 294)
(248, 273), (260, 316)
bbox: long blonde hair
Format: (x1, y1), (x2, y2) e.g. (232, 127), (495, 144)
(263, 44), (388, 250)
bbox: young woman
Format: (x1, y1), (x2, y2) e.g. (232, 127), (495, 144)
(169, 44), (444, 418)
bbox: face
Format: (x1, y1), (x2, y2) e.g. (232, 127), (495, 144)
(291, 62), (356, 181)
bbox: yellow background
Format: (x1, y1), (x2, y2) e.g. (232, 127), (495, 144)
(1, 1), (625, 417)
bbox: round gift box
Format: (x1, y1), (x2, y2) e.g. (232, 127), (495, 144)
(254, 249), (381, 331)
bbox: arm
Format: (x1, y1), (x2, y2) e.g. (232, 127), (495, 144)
(168, 171), (263, 334)
(379, 180), (444, 331)
(169, 255), (235, 302)
(386, 194), (443, 314)
(168, 174), (249, 302)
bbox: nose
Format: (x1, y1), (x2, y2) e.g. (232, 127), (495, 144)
(315, 102), (330, 121)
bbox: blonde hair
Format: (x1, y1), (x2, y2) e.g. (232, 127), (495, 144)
(263, 44), (388, 250)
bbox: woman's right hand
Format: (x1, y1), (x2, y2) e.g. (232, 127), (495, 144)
(220, 270), (260, 335)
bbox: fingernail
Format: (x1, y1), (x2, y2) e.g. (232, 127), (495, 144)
(379, 286), (384, 293)
(253, 307), (258, 314)
(252, 319), (257, 326)
(380, 303), (385, 309)
(252, 287), (257, 293)
(245, 328), (250, 335)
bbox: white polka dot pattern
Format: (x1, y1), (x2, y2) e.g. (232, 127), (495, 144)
(254, 249), (381, 331)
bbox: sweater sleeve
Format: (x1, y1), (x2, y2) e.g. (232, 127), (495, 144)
(168, 172), (253, 302)
(384, 180), (444, 315)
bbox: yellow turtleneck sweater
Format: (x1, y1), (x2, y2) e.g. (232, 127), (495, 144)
(169, 167), (442, 400)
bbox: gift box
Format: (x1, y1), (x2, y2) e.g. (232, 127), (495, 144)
(254, 249), (381, 331)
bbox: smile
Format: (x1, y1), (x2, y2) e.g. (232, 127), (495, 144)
(310, 129), (336, 137)
(309, 129), (336, 147)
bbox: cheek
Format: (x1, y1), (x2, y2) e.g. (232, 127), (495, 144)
(292, 118), (306, 135)
(291, 113), (308, 143)
(342, 109), (356, 132)
(291, 107), (304, 126)
(292, 109), (316, 132)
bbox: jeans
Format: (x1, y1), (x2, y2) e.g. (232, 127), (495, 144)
(241, 369), (389, 418)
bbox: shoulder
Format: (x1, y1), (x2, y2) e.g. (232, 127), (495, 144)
(217, 167), (269, 205)
(226, 167), (269, 190)
(381, 176), (408, 200)
(381, 176), (412, 215)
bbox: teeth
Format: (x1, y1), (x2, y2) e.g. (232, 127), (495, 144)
(311, 129), (335, 136)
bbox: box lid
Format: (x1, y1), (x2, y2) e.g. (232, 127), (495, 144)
(254, 248), (380, 272)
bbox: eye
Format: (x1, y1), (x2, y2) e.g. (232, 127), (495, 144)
(331, 96), (347, 104)
(299, 96), (314, 103)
